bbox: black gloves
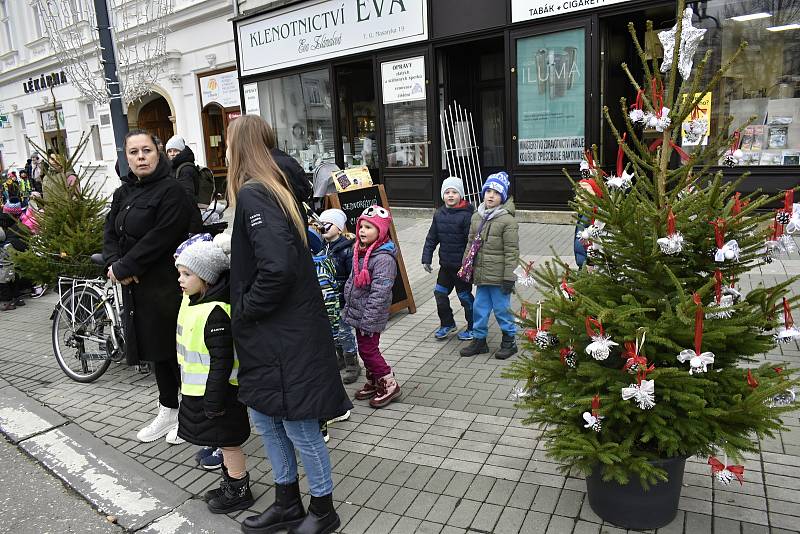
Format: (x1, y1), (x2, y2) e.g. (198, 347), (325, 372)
(501, 280), (515, 295)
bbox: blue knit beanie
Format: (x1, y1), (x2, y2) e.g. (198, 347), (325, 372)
(481, 172), (511, 203)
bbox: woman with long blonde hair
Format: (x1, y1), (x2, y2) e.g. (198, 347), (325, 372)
(227, 115), (351, 534)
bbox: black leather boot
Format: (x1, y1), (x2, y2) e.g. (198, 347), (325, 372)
(494, 333), (518, 360)
(288, 494), (340, 534)
(208, 471), (254, 514)
(241, 479), (305, 533)
(460, 338), (489, 357)
(341, 352), (361, 384)
(203, 464), (228, 502)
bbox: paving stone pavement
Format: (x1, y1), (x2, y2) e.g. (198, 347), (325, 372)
(2, 217), (800, 533)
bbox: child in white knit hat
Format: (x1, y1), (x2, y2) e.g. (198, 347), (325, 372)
(174, 233), (254, 514)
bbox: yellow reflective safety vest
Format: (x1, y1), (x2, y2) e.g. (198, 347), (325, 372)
(176, 297), (238, 396)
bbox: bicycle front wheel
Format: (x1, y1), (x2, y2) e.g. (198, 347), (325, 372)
(52, 285), (113, 382)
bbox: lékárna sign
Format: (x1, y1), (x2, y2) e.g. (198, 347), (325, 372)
(512, 0), (637, 23)
(237, 0), (427, 76)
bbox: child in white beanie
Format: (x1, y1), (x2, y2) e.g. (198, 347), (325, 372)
(421, 176), (476, 341)
(318, 208), (360, 385)
(174, 233), (254, 514)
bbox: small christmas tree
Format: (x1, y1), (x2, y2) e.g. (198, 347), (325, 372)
(12, 132), (108, 283)
(506, 0), (800, 489)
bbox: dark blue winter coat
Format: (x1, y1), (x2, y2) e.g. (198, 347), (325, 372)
(422, 202), (475, 269)
(327, 235), (355, 306)
(574, 215), (589, 268)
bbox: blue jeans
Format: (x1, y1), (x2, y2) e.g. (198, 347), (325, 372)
(472, 285), (516, 340)
(337, 309), (357, 354)
(249, 409), (334, 497)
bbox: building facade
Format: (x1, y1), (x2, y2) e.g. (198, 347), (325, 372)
(0, 0), (241, 197)
(233, 0), (800, 209)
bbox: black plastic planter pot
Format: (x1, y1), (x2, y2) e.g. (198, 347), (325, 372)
(585, 456), (686, 530)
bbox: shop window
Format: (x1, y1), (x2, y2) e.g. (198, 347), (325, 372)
(382, 56), (428, 168)
(680, 0), (800, 167)
(516, 28), (586, 165)
(257, 69), (335, 173)
(40, 107), (68, 157)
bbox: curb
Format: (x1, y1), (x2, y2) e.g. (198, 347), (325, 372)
(0, 383), (241, 533)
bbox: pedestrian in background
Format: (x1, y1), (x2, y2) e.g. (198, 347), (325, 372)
(459, 172), (520, 360)
(318, 208), (360, 384)
(103, 130), (192, 444)
(227, 115), (350, 534)
(421, 176), (475, 341)
(342, 205), (402, 408)
(166, 135), (200, 204)
(173, 234), (254, 514)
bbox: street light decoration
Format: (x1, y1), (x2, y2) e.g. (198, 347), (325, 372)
(34, 0), (172, 105)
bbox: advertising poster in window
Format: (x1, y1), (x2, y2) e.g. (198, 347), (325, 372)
(517, 29), (585, 165)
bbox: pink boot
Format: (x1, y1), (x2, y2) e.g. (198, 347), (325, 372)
(370, 374), (401, 408)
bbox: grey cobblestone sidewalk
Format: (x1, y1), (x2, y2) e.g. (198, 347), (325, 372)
(2, 217), (800, 533)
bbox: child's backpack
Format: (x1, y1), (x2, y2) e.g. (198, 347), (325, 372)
(176, 163), (216, 204)
(313, 247), (340, 340)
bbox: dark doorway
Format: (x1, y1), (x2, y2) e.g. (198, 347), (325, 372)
(335, 61), (379, 184)
(601, 6), (676, 167)
(137, 96), (174, 146)
(439, 37), (506, 186)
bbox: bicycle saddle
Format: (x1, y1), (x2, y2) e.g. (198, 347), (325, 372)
(90, 253), (105, 266)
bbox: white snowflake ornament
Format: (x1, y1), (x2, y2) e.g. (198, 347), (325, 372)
(657, 233), (684, 255)
(606, 170), (633, 191)
(683, 118), (707, 143)
(513, 262), (536, 288)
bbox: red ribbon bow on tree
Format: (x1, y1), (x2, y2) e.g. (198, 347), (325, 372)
(560, 276), (576, 299)
(666, 206), (677, 236)
(746, 369), (759, 389)
(708, 456), (745, 485)
(713, 270), (723, 304)
(622, 334), (653, 384)
(784, 297), (795, 330)
(585, 317), (605, 338)
(650, 79), (664, 115)
(559, 346), (575, 366)
(648, 137), (690, 161)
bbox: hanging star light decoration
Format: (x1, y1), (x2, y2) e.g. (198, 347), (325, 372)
(658, 8), (707, 80)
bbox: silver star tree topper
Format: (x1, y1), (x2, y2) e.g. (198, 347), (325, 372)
(658, 8), (707, 80)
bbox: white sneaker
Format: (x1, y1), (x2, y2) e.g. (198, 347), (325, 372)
(165, 423), (185, 445)
(136, 404), (178, 443)
(328, 410), (351, 424)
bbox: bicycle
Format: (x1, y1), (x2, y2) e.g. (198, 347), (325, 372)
(51, 254), (126, 382)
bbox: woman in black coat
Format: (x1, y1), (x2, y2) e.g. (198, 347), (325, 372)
(103, 130), (192, 444)
(227, 115), (351, 534)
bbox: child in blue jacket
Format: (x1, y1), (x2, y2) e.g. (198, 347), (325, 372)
(422, 177), (475, 340)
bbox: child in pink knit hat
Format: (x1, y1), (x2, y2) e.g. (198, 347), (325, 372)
(341, 205), (401, 408)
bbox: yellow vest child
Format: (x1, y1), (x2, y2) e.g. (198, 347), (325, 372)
(174, 233), (254, 514)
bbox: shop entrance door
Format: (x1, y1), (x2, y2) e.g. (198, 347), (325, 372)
(439, 37), (506, 183)
(601, 5), (674, 166)
(334, 61), (379, 184)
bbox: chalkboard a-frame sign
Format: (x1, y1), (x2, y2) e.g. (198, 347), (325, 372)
(325, 185), (416, 316)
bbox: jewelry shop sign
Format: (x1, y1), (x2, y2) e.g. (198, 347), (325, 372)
(237, 0), (428, 76)
(512, 0), (636, 23)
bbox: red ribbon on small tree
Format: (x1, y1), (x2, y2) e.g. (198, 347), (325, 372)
(616, 133), (627, 176)
(693, 293), (705, 356)
(708, 456), (745, 485)
(585, 316), (605, 338)
(746, 369), (759, 389)
(666, 206), (676, 236)
(650, 78), (664, 115)
(591, 394), (601, 418)
(560, 276), (576, 299)
(710, 218), (726, 250)
(630, 89), (644, 112)
(690, 102), (707, 120)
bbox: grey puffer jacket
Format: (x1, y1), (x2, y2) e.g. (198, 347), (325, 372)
(342, 241), (397, 334)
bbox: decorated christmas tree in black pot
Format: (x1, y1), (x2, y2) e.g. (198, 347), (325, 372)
(505, 0), (800, 529)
